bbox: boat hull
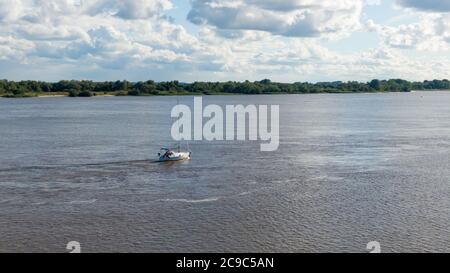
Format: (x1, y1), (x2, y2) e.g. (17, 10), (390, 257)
(158, 152), (191, 162)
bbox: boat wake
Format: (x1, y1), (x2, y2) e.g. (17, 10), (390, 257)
(0, 160), (158, 173)
(157, 197), (220, 204)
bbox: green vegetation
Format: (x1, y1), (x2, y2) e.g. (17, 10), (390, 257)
(68, 90), (93, 97)
(1, 79), (450, 98)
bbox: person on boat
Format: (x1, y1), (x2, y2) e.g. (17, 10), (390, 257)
(163, 151), (173, 159)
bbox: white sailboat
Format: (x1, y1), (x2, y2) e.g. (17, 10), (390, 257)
(158, 94), (192, 162)
(158, 147), (191, 162)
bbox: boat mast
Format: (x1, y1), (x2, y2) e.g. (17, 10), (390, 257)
(177, 89), (180, 152)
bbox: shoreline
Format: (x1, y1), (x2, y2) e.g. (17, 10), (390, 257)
(37, 94), (116, 98)
(37, 95), (67, 98)
(1, 90), (449, 99)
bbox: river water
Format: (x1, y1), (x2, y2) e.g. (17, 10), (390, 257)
(0, 92), (449, 252)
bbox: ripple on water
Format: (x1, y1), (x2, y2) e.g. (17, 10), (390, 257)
(66, 199), (98, 205)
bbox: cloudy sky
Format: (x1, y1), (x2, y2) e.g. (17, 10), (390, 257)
(0, 0), (449, 82)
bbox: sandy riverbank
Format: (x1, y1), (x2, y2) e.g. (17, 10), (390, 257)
(37, 95), (67, 98)
(36, 94), (116, 98)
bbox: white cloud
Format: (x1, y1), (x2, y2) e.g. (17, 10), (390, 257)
(176, 26), (450, 82)
(378, 0), (450, 51)
(0, 0), (449, 82)
(0, 35), (34, 61)
(89, 0), (174, 19)
(367, 8), (450, 51)
(187, 0), (364, 38)
(0, 0), (24, 22)
(0, 0), (195, 70)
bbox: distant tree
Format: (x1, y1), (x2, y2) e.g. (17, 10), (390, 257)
(68, 90), (78, 97)
(128, 90), (140, 96)
(78, 91), (93, 97)
(369, 79), (381, 91)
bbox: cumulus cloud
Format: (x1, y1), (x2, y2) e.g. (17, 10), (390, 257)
(0, 0), (24, 22)
(0, 35), (34, 61)
(368, 12), (450, 51)
(187, 0), (364, 37)
(0, 0), (195, 70)
(0, 0), (449, 82)
(89, 0), (174, 19)
(358, 1), (449, 54)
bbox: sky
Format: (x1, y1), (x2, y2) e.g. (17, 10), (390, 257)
(0, 0), (449, 83)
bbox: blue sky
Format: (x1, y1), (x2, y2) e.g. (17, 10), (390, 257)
(0, 0), (449, 82)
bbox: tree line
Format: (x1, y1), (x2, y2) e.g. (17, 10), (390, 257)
(1, 79), (449, 97)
